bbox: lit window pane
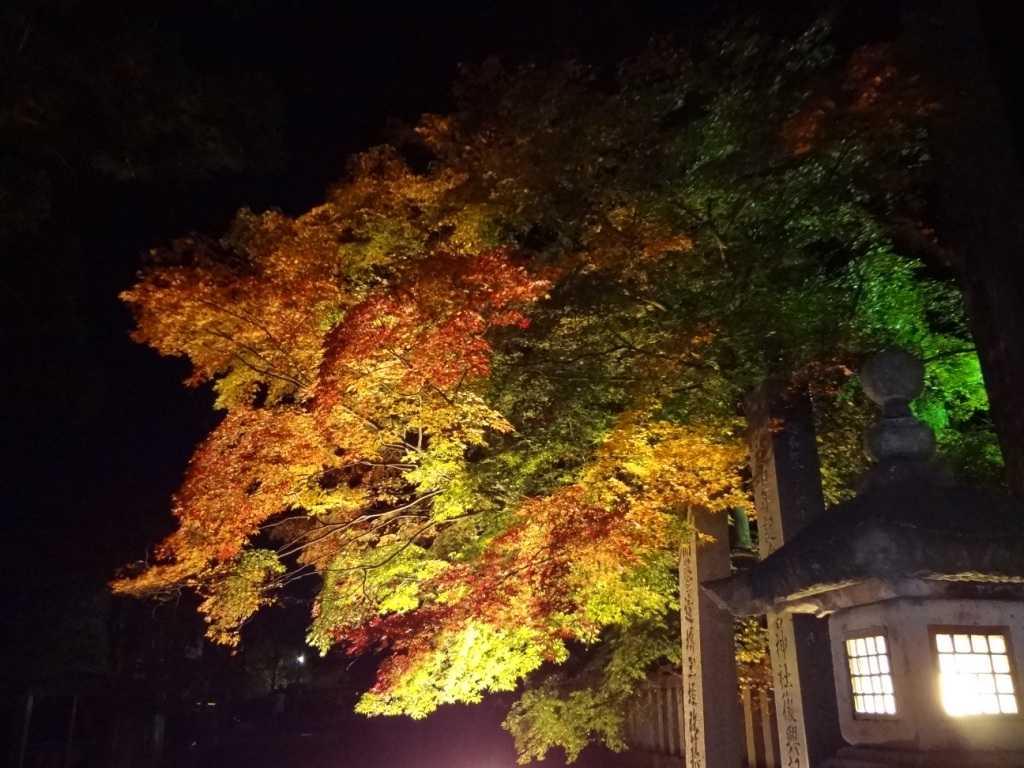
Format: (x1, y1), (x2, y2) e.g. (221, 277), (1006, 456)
(883, 694), (896, 714)
(846, 634), (897, 717)
(934, 630), (1018, 718)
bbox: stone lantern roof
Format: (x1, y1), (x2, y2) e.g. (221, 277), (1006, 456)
(706, 349), (1024, 617)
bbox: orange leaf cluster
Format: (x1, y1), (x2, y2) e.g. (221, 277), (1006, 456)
(313, 249), (550, 451)
(122, 215), (346, 406)
(113, 406), (340, 595)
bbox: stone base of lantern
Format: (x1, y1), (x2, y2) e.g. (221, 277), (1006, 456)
(827, 745), (1024, 767)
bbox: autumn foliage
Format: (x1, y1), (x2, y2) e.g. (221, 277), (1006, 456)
(114, 18), (995, 764)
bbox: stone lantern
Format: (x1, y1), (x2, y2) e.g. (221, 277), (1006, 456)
(707, 350), (1024, 767)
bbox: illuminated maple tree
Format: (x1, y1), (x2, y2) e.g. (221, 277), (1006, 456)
(113, 17), (998, 763)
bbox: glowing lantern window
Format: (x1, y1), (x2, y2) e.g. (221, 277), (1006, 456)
(934, 630), (1019, 717)
(845, 634), (897, 717)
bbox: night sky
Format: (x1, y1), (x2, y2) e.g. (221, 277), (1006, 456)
(2, 1), (1022, 764)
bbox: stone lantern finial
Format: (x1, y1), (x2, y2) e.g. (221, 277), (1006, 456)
(860, 348), (935, 463)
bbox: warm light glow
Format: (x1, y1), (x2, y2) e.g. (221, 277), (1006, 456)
(935, 631), (1018, 716)
(845, 634), (897, 716)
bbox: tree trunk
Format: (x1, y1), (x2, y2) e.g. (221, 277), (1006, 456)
(902, 0), (1024, 496)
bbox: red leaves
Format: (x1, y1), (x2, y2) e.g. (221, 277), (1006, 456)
(781, 44), (939, 159)
(116, 247), (550, 606)
(113, 406), (337, 595)
(782, 94), (836, 157)
(314, 249), (549, 434)
(175, 409), (321, 556)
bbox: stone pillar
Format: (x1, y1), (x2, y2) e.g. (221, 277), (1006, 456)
(679, 507), (744, 768)
(746, 382), (842, 767)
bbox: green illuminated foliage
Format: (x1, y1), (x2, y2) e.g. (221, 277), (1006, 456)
(357, 622), (560, 719)
(506, 622), (679, 763)
(199, 549), (285, 647)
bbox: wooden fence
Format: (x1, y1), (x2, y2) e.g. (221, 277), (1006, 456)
(623, 675), (779, 768)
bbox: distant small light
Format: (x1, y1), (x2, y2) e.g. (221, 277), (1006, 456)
(296, 653), (306, 665)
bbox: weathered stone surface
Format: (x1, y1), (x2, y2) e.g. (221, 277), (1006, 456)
(860, 349), (936, 463)
(826, 746), (1024, 767)
(713, 350), (1024, 616)
(745, 381), (842, 768)
(863, 416), (935, 463)
(859, 349), (925, 408)
(745, 380), (826, 551)
(712, 351), (1024, 767)
(678, 508), (744, 768)
(705, 471), (1024, 617)
(860, 348), (936, 463)
(830, 598), (1024, 754)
